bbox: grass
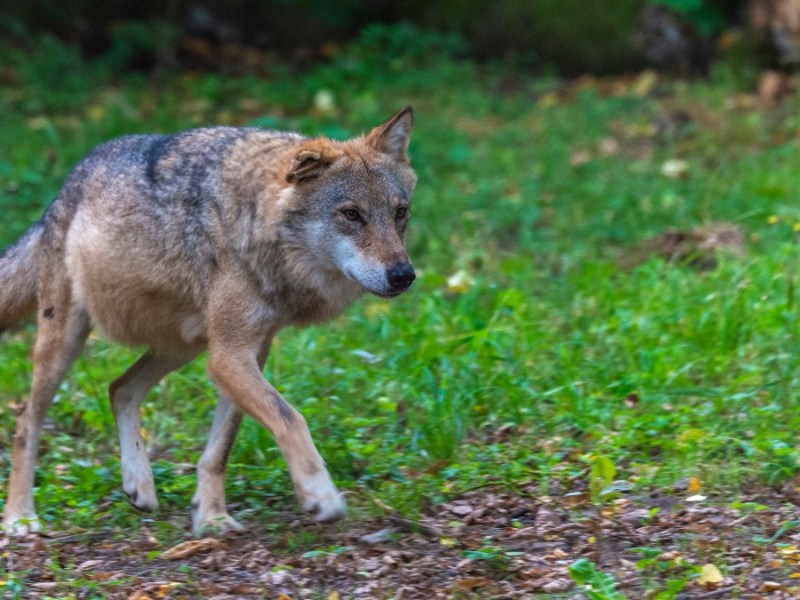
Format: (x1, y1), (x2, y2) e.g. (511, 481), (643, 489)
(1, 25), (800, 595)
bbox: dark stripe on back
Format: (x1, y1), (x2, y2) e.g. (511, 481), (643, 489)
(145, 135), (176, 185)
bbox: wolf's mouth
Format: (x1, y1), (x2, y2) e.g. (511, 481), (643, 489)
(342, 269), (411, 298)
(373, 288), (407, 298)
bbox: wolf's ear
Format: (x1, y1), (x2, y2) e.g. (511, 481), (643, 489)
(367, 106), (414, 163)
(286, 142), (342, 183)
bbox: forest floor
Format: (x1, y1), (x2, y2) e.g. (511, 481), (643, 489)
(8, 482), (800, 598)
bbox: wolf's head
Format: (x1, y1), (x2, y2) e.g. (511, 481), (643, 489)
(280, 108), (418, 298)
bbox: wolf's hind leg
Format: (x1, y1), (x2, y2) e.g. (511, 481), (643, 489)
(110, 352), (195, 512)
(191, 394), (245, 536)
(3, 298), (89, 536)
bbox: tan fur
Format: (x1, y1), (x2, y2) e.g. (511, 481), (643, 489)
(0, 108), (417, 536)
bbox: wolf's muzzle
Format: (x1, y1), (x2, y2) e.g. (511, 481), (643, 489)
(386, 262), (416, 293)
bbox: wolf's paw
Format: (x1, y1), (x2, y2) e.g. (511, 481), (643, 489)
(123, 481), (159, 512)
(2, 514), (42, 537)
(191, 508), (245, 538)
(306, 494), (347, 523)
(122, 456), (159, 512)
(298, 471), (347, 523)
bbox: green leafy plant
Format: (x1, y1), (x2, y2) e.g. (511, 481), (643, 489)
(589, 454), (617, 505)
(463, 542), (524, 574)
(569, 558), (626, 600)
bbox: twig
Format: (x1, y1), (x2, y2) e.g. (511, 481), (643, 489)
(45, 531), (110, 544)
(387, 515), (442, 539)
(697, 588), (735, 599)
(729, 513), (753, 528)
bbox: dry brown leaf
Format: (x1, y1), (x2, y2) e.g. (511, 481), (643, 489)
(156, 582), (180, 598)
(618, 221), (745, 271)
(563, 491), (589, 508)
(161, 537), (222, 560)
(449, 578), (494, 592)
(230, 585), (261, 594)
(542, 578), (574, 593)
(127, 592), (153, 600)
(449, 503), (473, 517)
(76, 559), (105, 572)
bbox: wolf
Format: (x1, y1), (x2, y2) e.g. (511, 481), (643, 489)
(0, 107), (417, 536)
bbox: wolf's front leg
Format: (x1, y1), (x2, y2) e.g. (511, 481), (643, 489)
(207, 348), (346, 523)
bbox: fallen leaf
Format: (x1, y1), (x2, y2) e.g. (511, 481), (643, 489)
(569, 148), (592, 166)
(563, 491), (589, 508)
(598, 137), (619, 156)
(76, 559), (105, 572)
(161, 538), (222, 560)
(698, 563), (723, 586)
(439, 537), (458, 548)
(156, 582), (181, 598)
(542, 578), (574, 593)
(658, 551), (683, 562)
(661, 158), (689, 179)
(230, 584), (261, 594)
(371, 497), (395, 512)
(687, 477), (702, 493)
(631, 70), (658, 96)
(449, 503), (473, 517)
(446, 270), (474, 294)
(360, 527), (396, 544)
(449, 578), (494, 591)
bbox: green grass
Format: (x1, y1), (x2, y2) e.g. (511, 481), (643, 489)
(1, 25), (800, 568)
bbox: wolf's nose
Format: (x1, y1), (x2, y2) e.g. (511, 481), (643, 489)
(387, 262), (416, 290)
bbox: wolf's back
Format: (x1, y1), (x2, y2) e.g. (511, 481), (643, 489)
(0, 223), (43, 333)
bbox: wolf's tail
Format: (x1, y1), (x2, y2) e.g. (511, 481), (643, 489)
(0, 223), (43, 334)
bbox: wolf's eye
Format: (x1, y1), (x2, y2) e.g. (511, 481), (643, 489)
(396, 206), (408, 219)
(342, 208), (360, 221)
